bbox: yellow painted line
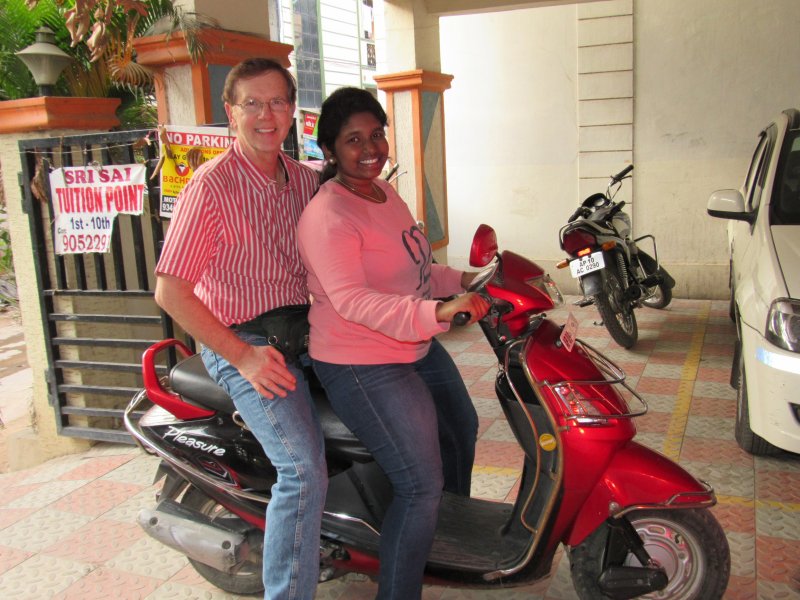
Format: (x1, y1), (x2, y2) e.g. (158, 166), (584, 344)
(755, 498), (800, 512)
(716, 494), (800, 512)
(472, 465), (522, 478)
(662, 302), (710, 460)
(716, 494), (755, 507)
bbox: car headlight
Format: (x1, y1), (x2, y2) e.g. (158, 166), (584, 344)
(765, 298), (800, 353)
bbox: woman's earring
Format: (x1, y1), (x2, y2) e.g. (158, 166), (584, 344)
(328, 156), (336, 165)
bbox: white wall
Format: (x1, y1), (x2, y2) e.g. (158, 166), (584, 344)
(440, 5), (579, 273)
(440, 0), (800, 297)
(633, 0), (800, 297)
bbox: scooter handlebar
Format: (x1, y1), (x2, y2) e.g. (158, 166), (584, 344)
(611, 164), (634, 183)
(452, 312), (471, 327)
(567, 207), (585, 223)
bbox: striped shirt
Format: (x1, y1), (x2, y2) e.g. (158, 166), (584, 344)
(155, 140), (319, 326)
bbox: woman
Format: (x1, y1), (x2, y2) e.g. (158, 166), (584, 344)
(297, 87), (490, 600)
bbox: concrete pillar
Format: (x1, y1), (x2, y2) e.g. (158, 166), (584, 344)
(382, 0), (442, 72)
(0, 97), (120, 471)
(577, 0), (634, 206)
(375, 71), (453, 257)
(377, 1), (452, 262)
(181, 0), (272, 38)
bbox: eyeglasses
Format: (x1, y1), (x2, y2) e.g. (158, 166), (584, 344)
(234, 97), (291, 115)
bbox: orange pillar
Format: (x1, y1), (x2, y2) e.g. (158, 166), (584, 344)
(375, 70), (453, 252)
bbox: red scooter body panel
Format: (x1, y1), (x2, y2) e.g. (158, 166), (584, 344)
(519, 320), (636, 544)
(524, 319), (636, 431)
(517, 320), (713, 549)
(485, 251), (556, 337)
(565, 441), (714, 546)
(142, 339), (215, 420)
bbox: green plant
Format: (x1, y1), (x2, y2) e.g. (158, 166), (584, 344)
(0, 229), (12, 274)
(1, 0), (215, 126)
(0, 208), (17, 308)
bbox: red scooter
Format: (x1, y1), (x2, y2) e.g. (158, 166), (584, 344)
(124, 224), (730, 599)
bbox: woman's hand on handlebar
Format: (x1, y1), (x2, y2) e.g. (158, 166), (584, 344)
(436, 292), (490, 326)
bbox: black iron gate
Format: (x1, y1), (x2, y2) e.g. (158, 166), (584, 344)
(19, 123), (300, 443)
(19, 128), (186, 443)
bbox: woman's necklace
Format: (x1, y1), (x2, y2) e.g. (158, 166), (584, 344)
(334, 177), (386, 204)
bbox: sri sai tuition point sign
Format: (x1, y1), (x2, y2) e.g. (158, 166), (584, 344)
(49, 164), (146, 254)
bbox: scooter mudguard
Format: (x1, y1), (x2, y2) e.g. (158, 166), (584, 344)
(580, 270), (605, 296)
(566, 441), (715, 546)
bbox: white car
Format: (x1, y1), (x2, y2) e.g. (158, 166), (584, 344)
(707, 108), (800, 456)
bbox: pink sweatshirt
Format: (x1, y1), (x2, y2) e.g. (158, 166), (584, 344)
(297, 178), (464, 364)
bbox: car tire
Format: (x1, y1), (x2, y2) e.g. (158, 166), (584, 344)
(735, 348), (783, 456)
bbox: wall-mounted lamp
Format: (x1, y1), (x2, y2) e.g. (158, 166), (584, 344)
(15, 26), (72, 97)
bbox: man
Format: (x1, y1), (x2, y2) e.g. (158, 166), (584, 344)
(154, 58), (325, 600)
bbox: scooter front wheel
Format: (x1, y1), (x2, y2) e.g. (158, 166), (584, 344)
(180, 486), (265, 595)
(570, 508), (730, 599)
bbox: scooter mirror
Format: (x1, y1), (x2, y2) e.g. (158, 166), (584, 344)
(469, 224), (498, 267)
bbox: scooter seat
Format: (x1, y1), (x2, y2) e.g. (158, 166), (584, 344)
(169, 354), (371, 461)
(170, 354), (234, 412)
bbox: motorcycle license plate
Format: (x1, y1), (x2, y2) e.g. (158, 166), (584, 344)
(569, 251), (605, 278)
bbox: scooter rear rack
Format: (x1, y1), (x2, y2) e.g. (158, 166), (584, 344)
(545, 339), (648, 425)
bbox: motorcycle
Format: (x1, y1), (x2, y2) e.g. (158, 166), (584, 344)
(557, 165), (676, 348)
(124, 223), (729, 599)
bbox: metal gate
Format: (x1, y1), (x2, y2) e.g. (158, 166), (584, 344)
(19, 128), (185, 443)
(19, 124), (300, 443)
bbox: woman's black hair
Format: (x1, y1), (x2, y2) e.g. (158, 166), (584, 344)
(317, 87), (388, 183)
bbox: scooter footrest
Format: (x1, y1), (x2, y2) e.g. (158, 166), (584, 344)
(597, 565), (668, 600)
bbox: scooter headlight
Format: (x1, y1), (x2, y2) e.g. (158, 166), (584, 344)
(765, 298), (800, 353)
(541, 274), (564, 307)
(525, 274), (564, 308)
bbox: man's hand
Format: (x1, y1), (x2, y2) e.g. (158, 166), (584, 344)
(155, 273), (296, 400)
(236, 344), (297, 399)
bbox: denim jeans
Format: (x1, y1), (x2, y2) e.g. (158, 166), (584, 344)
(312, 338), (478, 600)
(202, 332), (327, 600)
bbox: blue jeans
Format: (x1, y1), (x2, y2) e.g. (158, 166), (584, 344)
(312, 338), (478, 600)
(202, 332), (327, 600)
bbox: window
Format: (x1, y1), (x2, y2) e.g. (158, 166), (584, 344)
(293, 0), (322, 110)
(773, 132), (800, 225)
(745, 125), (777, 213)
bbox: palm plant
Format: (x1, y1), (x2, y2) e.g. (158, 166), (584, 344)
(1, 0), (215, 127)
